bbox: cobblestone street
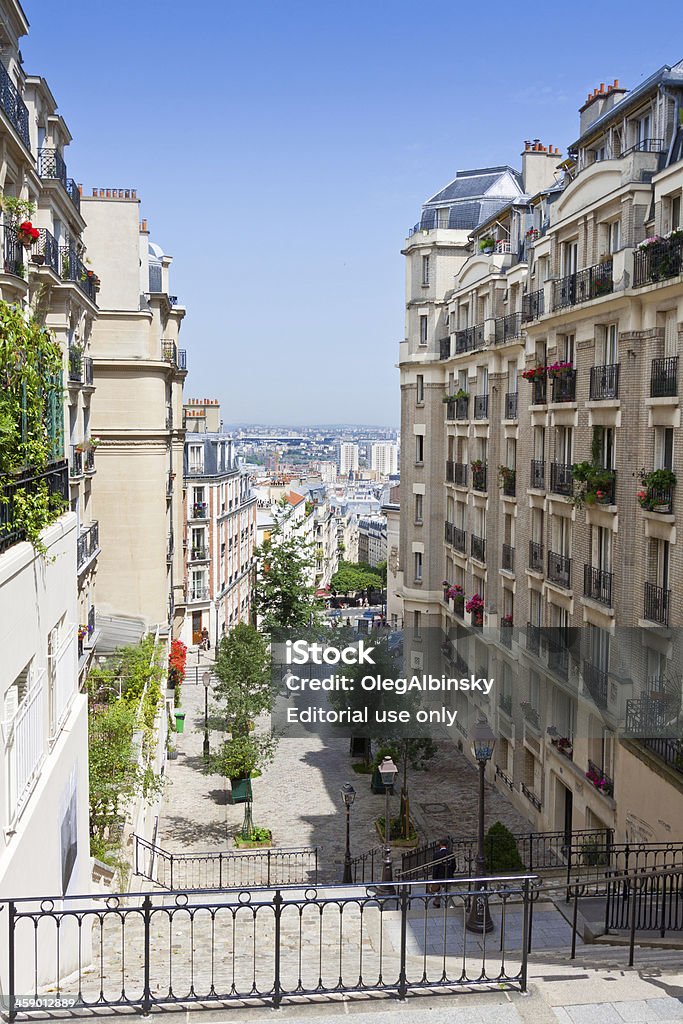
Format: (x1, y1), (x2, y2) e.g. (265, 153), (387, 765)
(156, 654), (530, 881)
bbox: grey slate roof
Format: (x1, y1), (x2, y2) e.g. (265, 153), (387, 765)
(416, 165), (524, 231)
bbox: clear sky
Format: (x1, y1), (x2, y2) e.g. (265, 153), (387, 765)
(21, 1), (682, 426)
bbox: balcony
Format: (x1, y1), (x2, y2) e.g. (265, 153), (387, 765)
(586, 759), (613, 798)
(36, 149), (81, 214)
(531, 377), (547, 405)
(473, 394), (489, 419)
(451, 462), (467, 486)
(501, 468), (516, 497)
(529, 459), (545, 490)
(634, 234), (683, 288)
(552, 260), (613, 311)
(550, 369), (576, 403)
(439, 337), (451, 360)
(446, 459), (454, 483)
(635, 737), (683, 776)
(3, 231), (24, 279)
(470, 534), (486, 563)
(162, 339), (181, 365)
(528, 540), (544, 573)
(452, 526), (466, 553)
(584, 663), (608, 709)
(504, 392), (518, 419)
(644, 581), (670, 626)
(455, 396), (469, 420)
(584, 564), (613, 606)
(445, 399), (456, 421)
(0, 460), (68, 554)
(166, 534), (174, 561)
(444, 521), (453, 544)
(84, 447), (96, 473)
(189, 546), (209, 561)
(191, 502), (208, 519)
(522, 288), (544, 322)
(473, 323), (486, 349)
(550, 462), (573, 496)
(68, 346), (83, 383)
(178, 349), (187, 370)
(29, 227), (60, 276)
(70, 445), (83, 478)
(454, 327), (475, 354)
(502, 543), (514, 572)
(495, 311), (523, 344)
(188, 586), (210, 603)
(525, 623), (541, 657)
(638, 470), (674, 512)
(77, 521), (100, 572)
(521, 783), (542, 811)
(59, 246), (97, 303)
(500, 622), (513, 649)
(471, 463), (487, 492)
(547, 550), (571, 588)
(0, 61), (30, 150)
(650, 356), (678, 398)
(590, 363), (620, 400)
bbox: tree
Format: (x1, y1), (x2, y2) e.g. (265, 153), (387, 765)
(330, 560), (383, 595)
(213, 623), (271, 735)
(253, 499), (318, 634)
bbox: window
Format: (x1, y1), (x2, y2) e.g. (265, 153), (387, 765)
(607, 219), (621, 253)
(655, 426), (674, 471)
(671, 194), (681, 232)
(414, 610), (422, 637)
(419, 315), (428, 346)
(597, 323), (618, 365)
(414, 493), (423, 523)
(552, 515), (571, 558)
(415, 434), (424, 464)
(559, 333), (575, 364)
(421, 255), (430, 287)
(593, 426), (614, 469)
(414, 552), (423, 582)
(556, 426), (573, 464)
(636, 112), (651, 147)
(664, 312), (677, 358)
(562, 240), (578, 276)
(416, 374), (424, 403)
(593, 525), (612, 573)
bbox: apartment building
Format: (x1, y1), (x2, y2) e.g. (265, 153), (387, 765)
(82, 195), (187, 638)
(0, 0), (91, 987)
(339, 442), (359, 475)
(399, 63), (683, 846)
(371, 441), (399, 477)
(179, 399), (256, 646)
(357, 515), (388, 568)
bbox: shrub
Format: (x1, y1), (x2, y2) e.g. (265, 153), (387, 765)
(484, 821), (525, 873)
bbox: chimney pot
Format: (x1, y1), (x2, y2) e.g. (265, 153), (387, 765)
(600, 82), (605, 93)
(132, 190), (137, 199)
(614, 78), (619, 88)
(92, 188), (97, 196)
(78, 183), (82, 194)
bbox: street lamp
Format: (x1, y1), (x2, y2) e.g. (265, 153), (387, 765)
(202, 670), (211, 760)
(466, 715), (495, 933)
(379, 755), (398, 892)
(341, 783), (356, 884)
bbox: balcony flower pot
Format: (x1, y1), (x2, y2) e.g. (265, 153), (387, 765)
(17, 221), (39, 247)
(234, 827), (271, 849)
(30, 253), (45, 265)
(479, 237), (495, 254)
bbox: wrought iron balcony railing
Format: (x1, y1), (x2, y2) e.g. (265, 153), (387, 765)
(531, 377), (547, 405)
(83, 356), (94, 385)
(650, 355), (678, 398)
(444, 521), (453, 544)
(0, 460), (68, 554)
(505, 392), (518, 419)
(550, 369), (576, 403)
(584, 662), (608, 708)
(552, 260), (613, 311)
(445, 399), (456, 421)
(550, 462), (573, 496)
(456, 396), (469, 420)
(473, 394), (489, 419)
(77, 521), (100, 571)
(471, 464), (487, 491)
(84, 447), (95, 473)
(68, 346), (83, 382)
(439, 337), (451, 360)
(452, 526), (466, 553)
(644, 581), (670, 625)
(454, 327), (474, 354)
(521, 782), (542, 811)
(586, 759), (614, 797)
(452, 462), (467, 486)
(502, 543), (514, 572)
(528, 540), (544, 573)
(70, 445), (83, 477)
(29, 227), (60, 275)
(522, 288), (544, 321)
(525, 624), (541, 657)
(0, 61), (30, 150)
(635, 737), (683, 776)
(590, 363), (620, 400)
(191, 502), (208, 519)
(547, 550), (571, 588)
(634, 234), (683, 288)
(501, 470), (516, 497)
(529, 459), (545, 489)
(59, 246), (97, 302)
(36, 148), (81, 213)
(470, 534), (486, 563)
(584, 564), (613, 606)
(473, 322), (486, 349)
(495, 311), (523, 344)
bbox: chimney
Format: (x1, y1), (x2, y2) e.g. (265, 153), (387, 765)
(521, 140), (562, 196)
(579, 78), (628, 134)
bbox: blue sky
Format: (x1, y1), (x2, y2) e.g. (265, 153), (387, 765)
(22, 1), (682, 426)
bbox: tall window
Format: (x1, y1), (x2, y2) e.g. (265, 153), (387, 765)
(414, 493), (423, 523)
(414, 552), (423, 582)
(607, 218), (621, 253)
(416, 374), (424, 403)
(421, 255), (430, 286)
(655, 426), (674, 470)
(419, 315), (428, 346)
(562, 240), (578, 276)
(415, 434), (424, 464)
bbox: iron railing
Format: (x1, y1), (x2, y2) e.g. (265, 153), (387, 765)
(528, 541), (544, 573)
(455, 395), (469, 420)
(0, 461), (68, 554)
(583, 662), (608, 709)
(590, 362), (620, 400)
(586, 759), (614, 798)
(29, 227), (60, 274)
(59, 246), (97, 302)
(530, 459), (545, 489)
(473, 394), (489, 419)
(526, 623), (541, 655)
(531, 377), (546, 404)
(470, 533), (486, 562)
(439, 337), (451, 359)
(650, 355), (678, 398)
(68, 346), (83, 382)
(452, 526), (466, 552)
(84, 447), (95, 473)
(521, 783), (542, 811)
(445, 459), (454, 482)
(500, 623), (513, 648)
(550, 370), (576, 402)
(502, 470), (516, 497)
(552, 260), (613, 310)
(473, 322), (486, 349)
(191, 502), (208, 519)
(445, 399), (456, 421)
(83, 356), (94, 385)
(522, 288), (544, 321)
(444, 521), (453, 544)
(547, 550), (571, 588)
(644, 581), (670, 625)
(635, 737), (683, 775)
(584, 564), (613, 606)
(550, 461), (573, 496)
(2, 876), (535, 1016)
(454, 327), (474, 353)
(495, 311), (523, 344)
(634, 234), (683, 287)
(77, 521), (99, 572)
(452, 462), (467, 486)
(606, 867), (683, 937)
(505, 391), (518, 419)
(36, 148), (81, 213)
(70, 445), (83, 477)
(178, 348), (187, 370)
(471, 464), (487, 491)
(135, 834), (319, 889)
(3, 230), (23, 278)
(0, 60), (30, 149)
(502, 543), (514, 571)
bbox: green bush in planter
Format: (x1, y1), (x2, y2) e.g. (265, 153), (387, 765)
(484, 821), (525, 873)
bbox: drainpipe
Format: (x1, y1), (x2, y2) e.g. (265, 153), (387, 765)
(662, 86), (681, 166)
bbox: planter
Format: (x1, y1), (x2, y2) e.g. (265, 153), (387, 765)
(174, 710), (185, 733)
(167, 748), (178, 760)
(229, 776), (253, 804)
(374, 818), (418, 848)
(30, 253), (45, 265)
(234, 836), (271, 849)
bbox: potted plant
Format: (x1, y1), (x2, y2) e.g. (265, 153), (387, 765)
(465, 593), (485, 627)
(31, 252), (45, 265)
(470, 458), (484, 471)
(526, 227), (539, 241)
(570, 462), (616, 508)
(479, 237), (495, 254)
(546, 360), (573, 379)
(498, 465), (516, 488)
(522, 365), (546, 381)
(638, 468), (677, 511)
(16, 220), (39, 248)
(501, 614), (513, 627)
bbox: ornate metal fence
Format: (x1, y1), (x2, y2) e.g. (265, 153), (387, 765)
(4, 876), (534, 1017)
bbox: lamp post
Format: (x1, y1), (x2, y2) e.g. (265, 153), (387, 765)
(378, 755), (398, 893)
(466, 715), (495, 932)
(202, 670), (211, 760)
(341, 783), (356, 884)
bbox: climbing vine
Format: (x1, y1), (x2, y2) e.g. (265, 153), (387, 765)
(0, 300), (66, 550)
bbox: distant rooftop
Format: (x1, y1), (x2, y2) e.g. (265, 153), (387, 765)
(413, 166), (524, 233)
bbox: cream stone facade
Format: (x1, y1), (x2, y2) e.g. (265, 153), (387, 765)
(82, 193), (187, 636)
(399, 62), (683, 845)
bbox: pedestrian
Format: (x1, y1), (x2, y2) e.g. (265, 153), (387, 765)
(430, 838), (450, 908)
(201, 627), (210, 651)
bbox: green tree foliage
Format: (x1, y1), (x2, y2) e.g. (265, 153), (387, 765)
(210, 733), (277, 780)
(253, 499), (318, 634)
(214, 623), (271, 736)
(331, 560), (384, 594)
(484, 821), (525, 873)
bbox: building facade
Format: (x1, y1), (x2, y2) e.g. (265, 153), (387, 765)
(371, 441), (399, 477)
(339, 442), (359, 476)
(399, 64), (683, 845)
